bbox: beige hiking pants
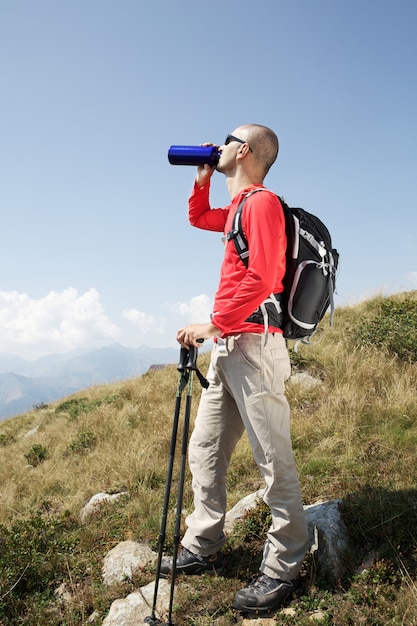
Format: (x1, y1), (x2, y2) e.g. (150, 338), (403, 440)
(182, 332), (310, 581)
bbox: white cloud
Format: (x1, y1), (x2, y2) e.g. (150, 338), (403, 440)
(123, 309), (166, 335)
(0, 288), (120, 359)
(171, 294), (213, 321)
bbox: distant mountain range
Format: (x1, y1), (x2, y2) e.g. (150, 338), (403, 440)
(0, 344), (181, 421)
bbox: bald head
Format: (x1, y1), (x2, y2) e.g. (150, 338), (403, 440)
(238, 124), (279, 178)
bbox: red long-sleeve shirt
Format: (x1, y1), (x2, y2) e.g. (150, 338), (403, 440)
(188, 181), (287, 337)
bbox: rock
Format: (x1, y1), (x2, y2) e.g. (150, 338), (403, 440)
(54, 582), (73, 605)
(224, 489), (265, 534)
(304, 499), (347, 580)
(309, 609), (328, 621)
(23, 425), (40, 438)
(102, 540), (157, 586)
(288, 372), (322, 388)
(280, 607), (297, 617)
(102, 579), (170, 626)
(80, 491), (127, 524)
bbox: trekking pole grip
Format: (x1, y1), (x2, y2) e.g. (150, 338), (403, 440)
(177, 347), (189, 373)
(177, 340), (204, 372)
(185, 339), (204, 370)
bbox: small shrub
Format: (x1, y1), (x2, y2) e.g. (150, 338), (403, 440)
(102, 392), (122, 405)
(24, 444), (49, 467)
(55, 394), (121, 420)
(0, 432), (16, 447)
(353, 294), (417, 362)
(33, 402), (49, 411)
(55, 397), (91, 419)
(233, 498), (271, 543)
(66, 430), (97, 455)
(0, 514), (80, 623)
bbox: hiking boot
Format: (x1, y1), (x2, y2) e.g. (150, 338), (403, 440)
(233, 571), (295, 614)
(159, 547), (226, 578)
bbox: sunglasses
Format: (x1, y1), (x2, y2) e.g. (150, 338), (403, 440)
(224, 134), (253, 152)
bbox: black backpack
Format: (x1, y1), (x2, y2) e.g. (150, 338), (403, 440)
(227, 188), (339, 343)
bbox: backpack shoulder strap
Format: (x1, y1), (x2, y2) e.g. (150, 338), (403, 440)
(226, 196), (249, 267)
(226, 187), (272, 267)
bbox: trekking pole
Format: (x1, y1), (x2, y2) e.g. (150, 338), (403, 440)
(166, 345), (199, 626)
(145, 347), (189, 626)
(145, 341), (208, 626)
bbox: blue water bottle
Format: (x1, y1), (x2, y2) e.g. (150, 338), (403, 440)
(168, 145), (220, 166)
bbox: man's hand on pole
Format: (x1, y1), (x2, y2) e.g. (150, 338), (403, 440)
(176, 322), (219, 348)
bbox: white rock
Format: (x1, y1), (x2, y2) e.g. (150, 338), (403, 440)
(80, 491), (127, 524)
(102, 580), (170, 626)
(280, 607), (297, 616)
(86, 610), (100, 623)
(309, 609), (328, 621)
(288, 372), (322, 388)
(102, 540), (157, 586)
(54, 582), (73, 604)
(23, 425), (40, 438)
(224, 489), (265, 534)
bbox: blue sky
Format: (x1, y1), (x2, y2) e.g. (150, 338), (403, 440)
(1, 0), (416, 360)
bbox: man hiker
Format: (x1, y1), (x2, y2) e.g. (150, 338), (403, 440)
(162, 124), (310, 615)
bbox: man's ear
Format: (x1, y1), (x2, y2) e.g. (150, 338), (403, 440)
(236, 143), (251, 160)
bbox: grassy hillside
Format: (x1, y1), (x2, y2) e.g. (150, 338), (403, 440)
(0, 291), (416, 625)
